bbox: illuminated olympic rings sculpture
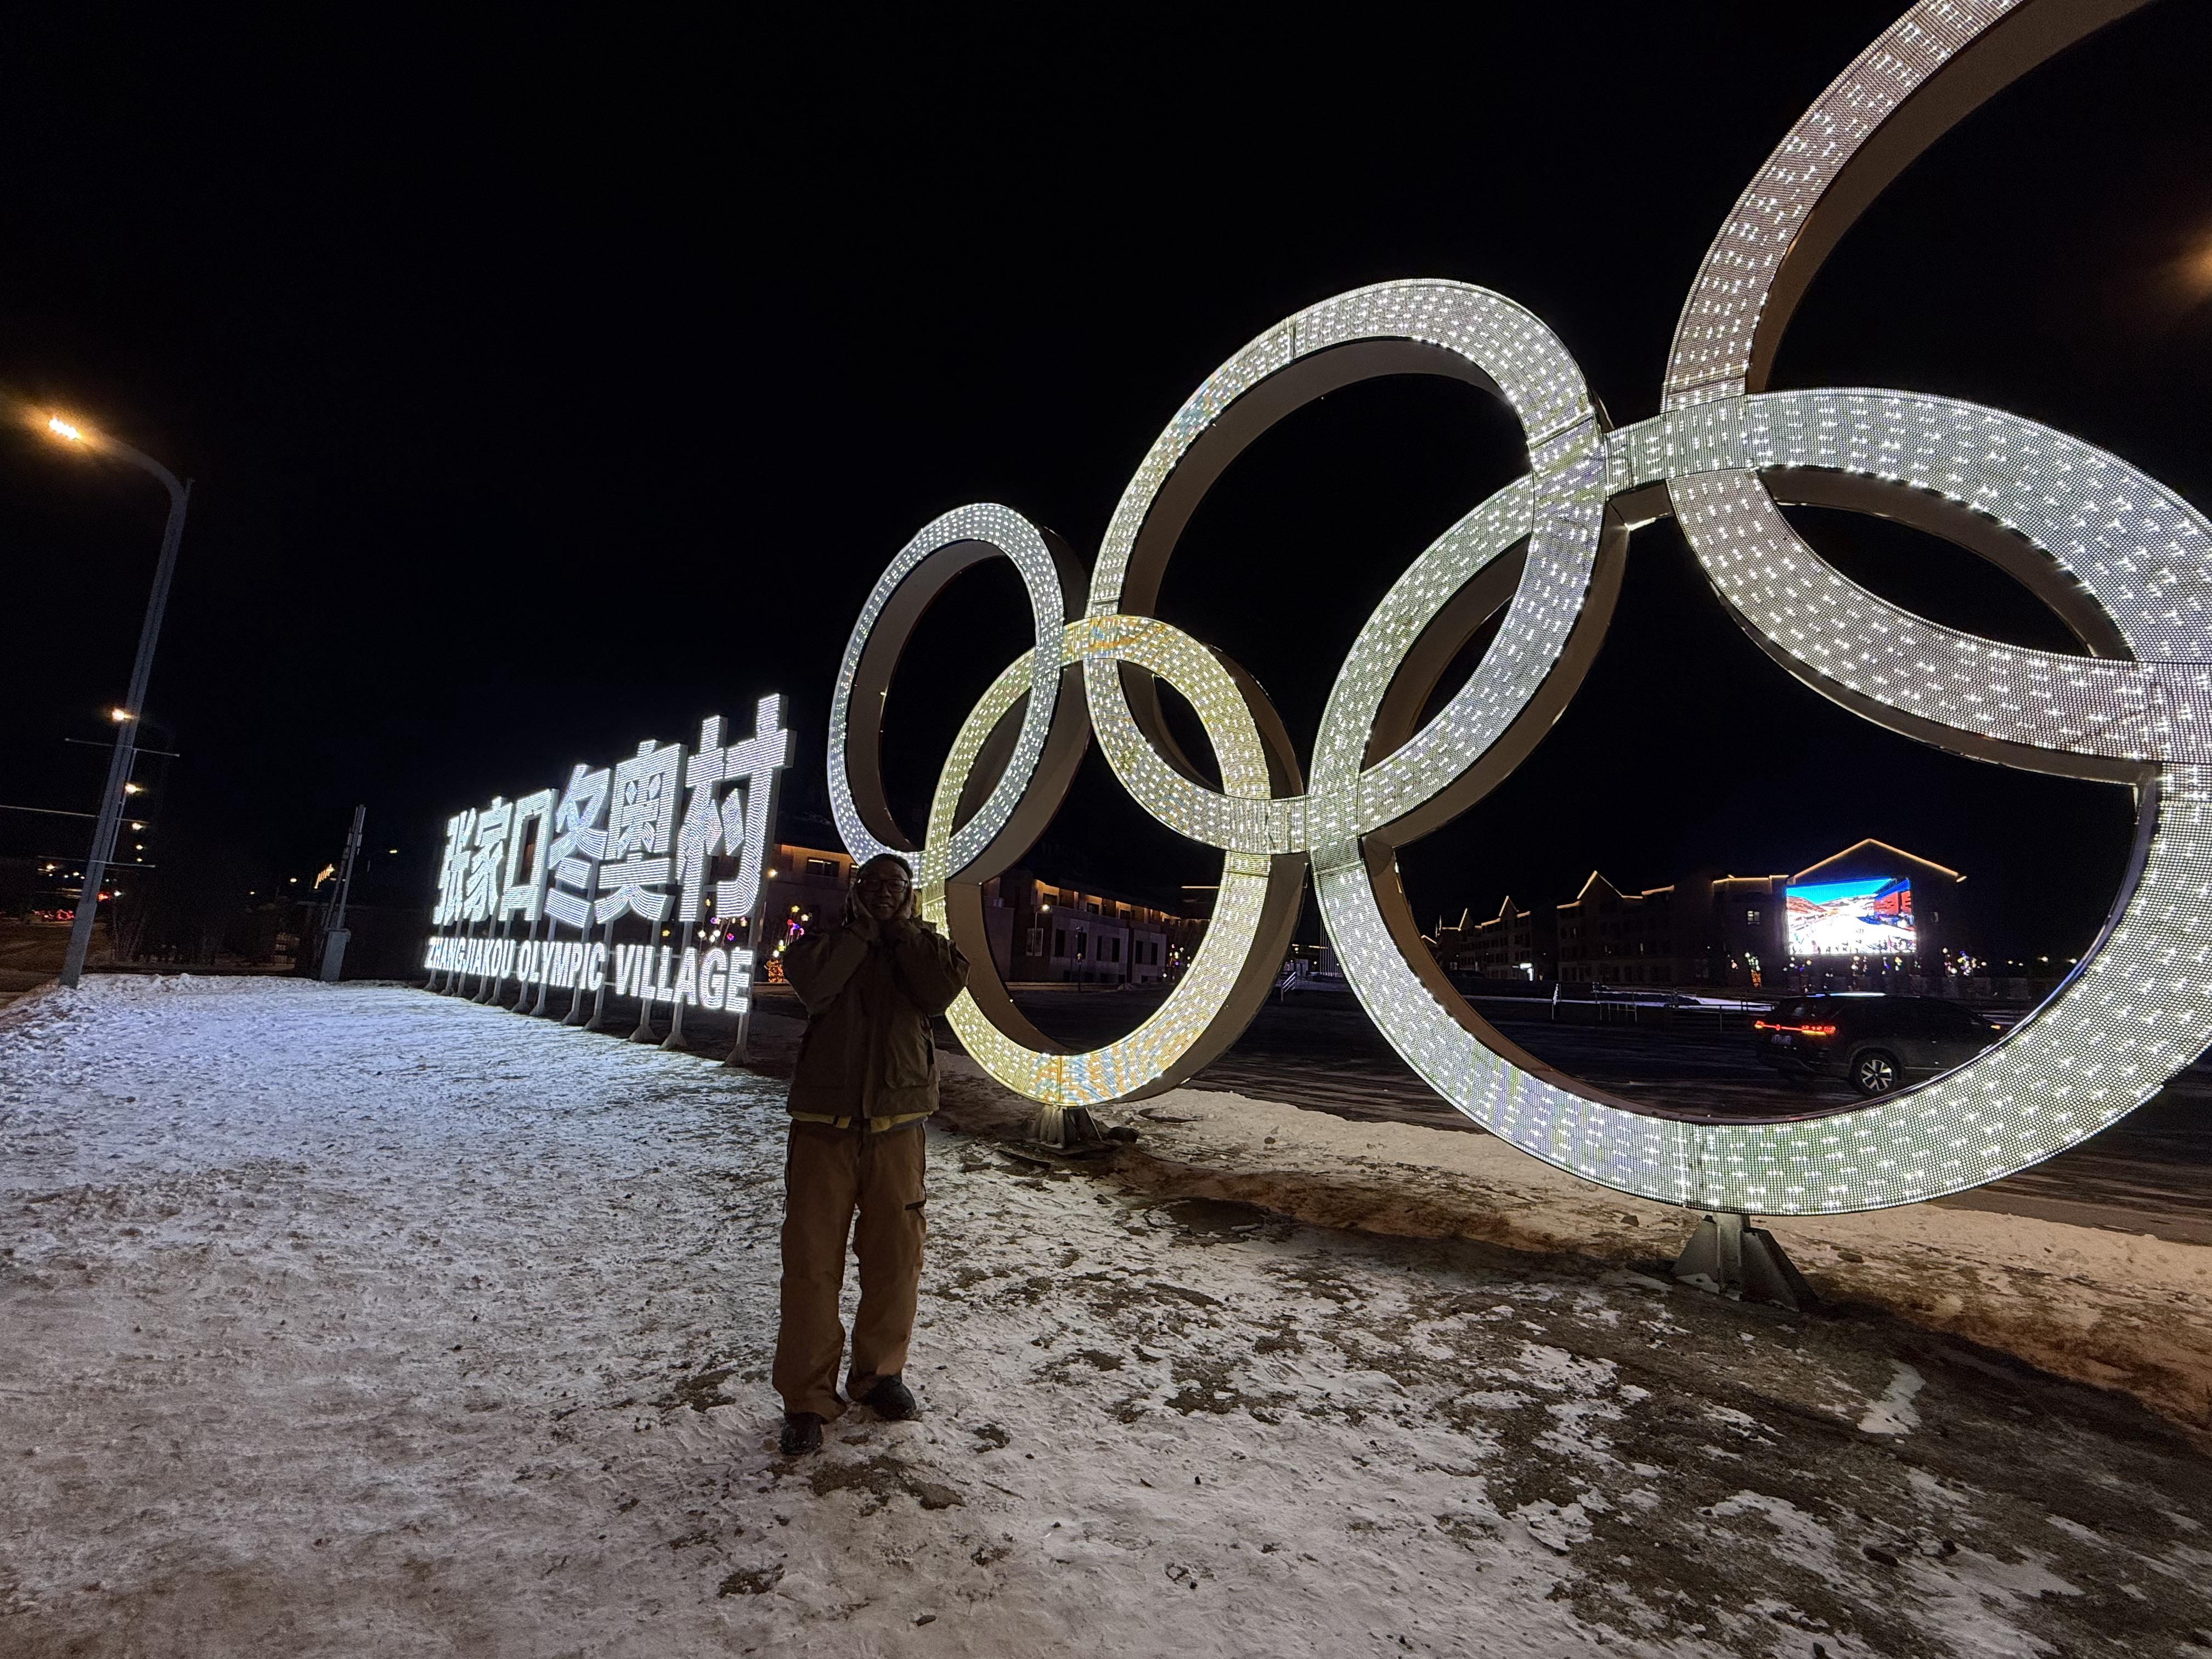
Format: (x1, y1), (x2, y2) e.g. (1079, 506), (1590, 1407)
(830, 0), (2212, 1216)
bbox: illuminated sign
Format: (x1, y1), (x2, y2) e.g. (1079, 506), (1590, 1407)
(830, 0), (2212, 1216)
(424, 696), (790, 1019)
(1787, 884), (1911, 960)
(1786, 878), (1915, 959)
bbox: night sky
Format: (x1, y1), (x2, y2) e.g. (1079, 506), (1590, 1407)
(2, 5), (2208, 966)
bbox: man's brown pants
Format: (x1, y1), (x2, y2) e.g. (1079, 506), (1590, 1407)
(772, 1120), (927, 1420)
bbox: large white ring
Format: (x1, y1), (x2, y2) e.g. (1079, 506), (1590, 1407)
(827, 503), (1076, 878)
(1318, 388), (2212, 1213)
(1081, 279), (1612, 858)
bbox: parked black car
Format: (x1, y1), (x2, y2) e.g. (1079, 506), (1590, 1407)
(1754, 994), (2002, 1096)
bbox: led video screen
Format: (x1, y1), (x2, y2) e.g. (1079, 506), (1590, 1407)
(1786, 876), (1915, 958)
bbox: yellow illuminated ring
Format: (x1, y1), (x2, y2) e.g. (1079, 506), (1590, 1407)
(919, 614), (1304, 1106)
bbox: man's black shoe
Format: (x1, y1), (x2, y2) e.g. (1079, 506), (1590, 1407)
(860, 1374), (918, 1421)
(778, 1412), (825, 1456)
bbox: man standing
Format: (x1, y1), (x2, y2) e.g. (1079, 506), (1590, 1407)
(774, 853), (968, 1456)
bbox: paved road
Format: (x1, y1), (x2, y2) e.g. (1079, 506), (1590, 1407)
(996, 987), (2212, 1246)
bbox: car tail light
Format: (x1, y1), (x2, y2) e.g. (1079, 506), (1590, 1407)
(1754, 1020), (1836, 1036)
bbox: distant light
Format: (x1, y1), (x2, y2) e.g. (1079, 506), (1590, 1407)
(122, 783), (143, 794)
(2182, 238), (2212, 303)
(47, 415), (83, 443)
(387, 848), (398, 854)
(109, 707), (132, 723)
(289, 877), (298, 884)
(129, 822), (144, 831)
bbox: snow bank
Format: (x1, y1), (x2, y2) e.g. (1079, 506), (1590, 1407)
(928, 1048), (2212, 1447)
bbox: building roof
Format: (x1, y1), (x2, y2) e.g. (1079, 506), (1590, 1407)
(1567, 871), (1619, 904)
(1793, 838), (1962, 885)
(1000, 870), (1183, 922)
(1562, 871), (1675, 907)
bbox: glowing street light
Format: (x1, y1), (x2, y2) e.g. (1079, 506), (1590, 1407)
(32, 409), (194, 989)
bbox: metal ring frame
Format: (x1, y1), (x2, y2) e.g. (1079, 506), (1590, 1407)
(827, 0), (2210, 1215)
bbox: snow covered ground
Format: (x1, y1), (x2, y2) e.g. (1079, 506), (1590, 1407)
(4, 978), (2210, 1657)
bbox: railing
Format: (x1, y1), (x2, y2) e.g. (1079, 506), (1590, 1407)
(1464, 988), (1767, 1036)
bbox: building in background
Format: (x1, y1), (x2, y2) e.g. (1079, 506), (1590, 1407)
(1548, 870), (1796, 988)
(754, 841), (853, 980)
(975, 869), (1199, 986)
(1432, 898), (1558, 981)
(1555, 873), (1691, 986)
(769, 834), (1963, 995)
(754, 849), (1201, 989)
(1782, 839), (1961, 980)
(1703, 872), (1792, 988)
(1434, 839), (1964, 992)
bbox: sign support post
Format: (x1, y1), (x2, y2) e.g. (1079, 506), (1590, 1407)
(724, 757), (782, 1070)
(318, 805), (364, 983)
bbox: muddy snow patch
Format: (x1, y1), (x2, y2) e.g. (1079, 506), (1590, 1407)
(1856, 1362), (1926, 1436)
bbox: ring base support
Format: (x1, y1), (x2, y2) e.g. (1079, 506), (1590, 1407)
(1670, 1212), (1815, 1313)
(1022, 1103), (1107, 1153)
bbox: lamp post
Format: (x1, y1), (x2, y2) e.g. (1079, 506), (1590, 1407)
(41, 414), (193, 990)
(319, 805), (365, 982)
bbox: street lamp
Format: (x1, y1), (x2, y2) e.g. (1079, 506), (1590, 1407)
(36, 410), (193, 989)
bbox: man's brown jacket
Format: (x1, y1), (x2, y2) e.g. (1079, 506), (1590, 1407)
(782, 917), (969, 1122)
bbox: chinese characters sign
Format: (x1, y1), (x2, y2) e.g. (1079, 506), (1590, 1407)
(424, 695), (789, 1018)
